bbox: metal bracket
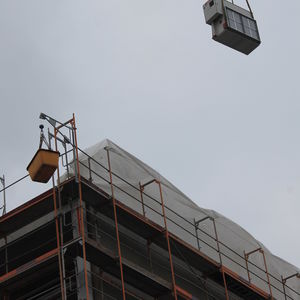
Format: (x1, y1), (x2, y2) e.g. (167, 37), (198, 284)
(282, 272), (300, 284)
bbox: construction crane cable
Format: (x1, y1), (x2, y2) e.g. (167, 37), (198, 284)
(245, 0), (254, 18)
(0, 174), (29, 194)
(0, 149), (71, 195)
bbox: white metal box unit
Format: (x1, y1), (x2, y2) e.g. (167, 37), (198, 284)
(203, 0), (261, 55)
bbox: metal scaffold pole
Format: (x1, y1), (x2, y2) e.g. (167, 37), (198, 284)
(138, 182), (146, 217)
(39, 112), (90, 299)
(245, 248), (273, 300)
(53, 126), (69, 300)
(0, 175), (6, 216)
(106, 148), (126, 300)
(282, 273), (300, 300)
(212, 218), (230, 300)
(51, 175), (66, 300)
(140, 179), (178, 300)
(157, 181), (178, 300)
(221, 268), (230, 300)
(71, 114), (90, 300)
(195, 216), (229, 300)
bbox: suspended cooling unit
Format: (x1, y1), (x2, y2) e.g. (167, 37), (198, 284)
(203, 0), (261, 55)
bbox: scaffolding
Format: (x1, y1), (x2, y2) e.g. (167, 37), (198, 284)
(0, 114), (300, 300)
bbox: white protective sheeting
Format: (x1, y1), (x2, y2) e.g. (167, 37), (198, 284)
(70, 139), (299, 299)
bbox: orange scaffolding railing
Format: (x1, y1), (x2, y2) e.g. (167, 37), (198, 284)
(140, 179), (178, 300)
(72, 144), (300, 300)
(106, 147), (126, 300)
(1, 113), (300, 300)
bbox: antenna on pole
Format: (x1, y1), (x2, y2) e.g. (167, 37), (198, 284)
(0, 175), (6, 215)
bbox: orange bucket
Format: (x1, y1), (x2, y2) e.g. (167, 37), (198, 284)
(27, 149), (59, 183)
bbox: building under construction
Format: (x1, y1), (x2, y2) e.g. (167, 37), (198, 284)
(0, 115), (300, 300)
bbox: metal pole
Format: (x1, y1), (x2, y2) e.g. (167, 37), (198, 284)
(245, 247), (261, 257)
(281, 273), (300, 300)
(2, 175), (6, 215)
(283, 272), (300, 282)
(157, 181), (178, 300)
(0, 175), (6, 215)
(52, 176), (66, 300)
(195, 216), (228, 299)
(212, 218), (222, 265)
(244, 251), (251, 283)
(261, 250), (273, 300)
(139, 182), (146, 217)
(221, 268), (230, 300)
(64, 142), (70, 179)
(88, 158), (92, 182)
(106, 148), (126, 300)
(245, 248), (273, 300)
(41, 113), (90, 298)
(245, 0), (254, 18)
(72, 128), (78, 182)
(193, 218), (201, 251)
(72, 114), (90, 300)
(47, 127), (65, 299)
(212, 218), (229, 300)
(54, 128), (68, 300)
(281, 276), (288, 300)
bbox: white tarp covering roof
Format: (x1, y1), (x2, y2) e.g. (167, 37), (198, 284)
(71, 139), (300, 299)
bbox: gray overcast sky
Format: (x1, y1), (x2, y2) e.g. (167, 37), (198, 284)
(0, 0), (300, 269)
